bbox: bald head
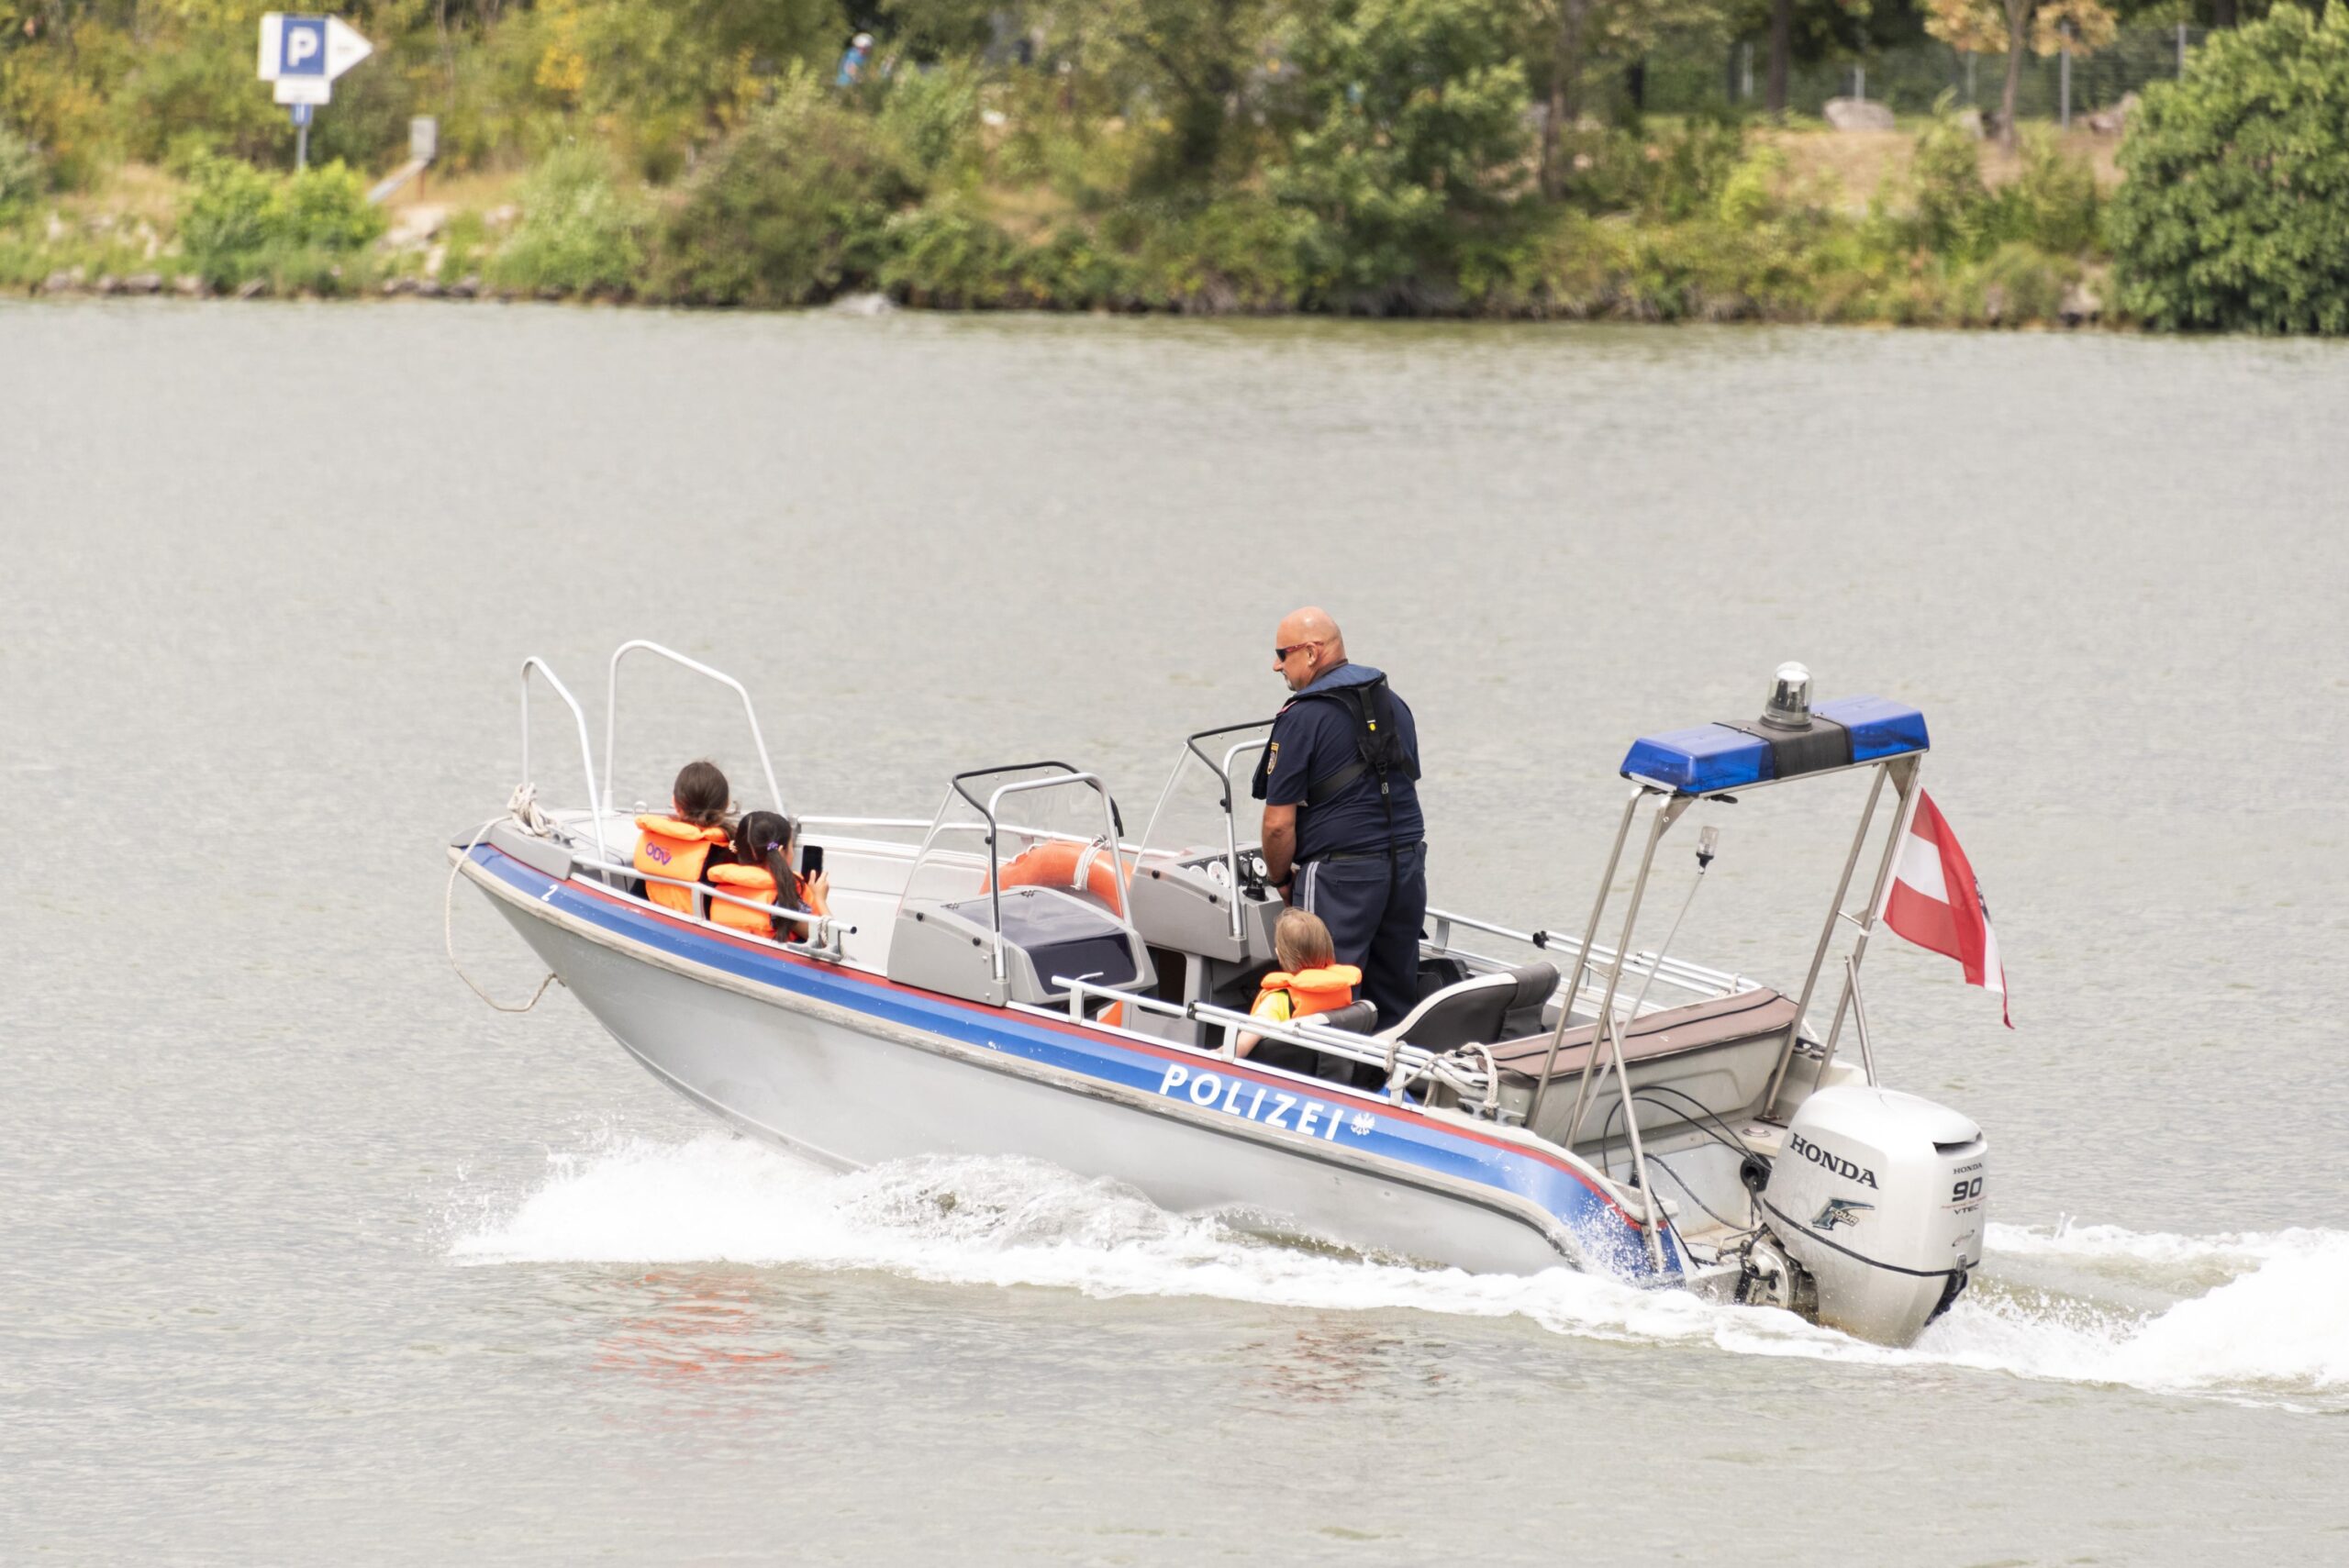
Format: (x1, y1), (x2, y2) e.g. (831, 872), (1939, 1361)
(1273, 606), (1347, 691)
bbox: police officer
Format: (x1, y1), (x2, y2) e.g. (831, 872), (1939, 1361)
(1249, 606), (1427, 1058)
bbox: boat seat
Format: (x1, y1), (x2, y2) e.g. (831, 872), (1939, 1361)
(1381, 974), (1513, 1049)
(1379, 962), (1556, 1051)
(1302, 999), (1378, 1036)
(1487, 986), (1799, 1084)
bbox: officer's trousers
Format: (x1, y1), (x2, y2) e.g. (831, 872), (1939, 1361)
(1296, 840), (1428, 1073)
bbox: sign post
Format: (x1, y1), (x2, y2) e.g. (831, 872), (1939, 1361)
(256, 14), (373, 170)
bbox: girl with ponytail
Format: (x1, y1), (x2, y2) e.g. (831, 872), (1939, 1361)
(708, 810), (831, 941)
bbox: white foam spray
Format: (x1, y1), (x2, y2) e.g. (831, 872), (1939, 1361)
(447, 1132), (2349, 1408)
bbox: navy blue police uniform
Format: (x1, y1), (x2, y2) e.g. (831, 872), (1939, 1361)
(1249, 662), (1427, 1062)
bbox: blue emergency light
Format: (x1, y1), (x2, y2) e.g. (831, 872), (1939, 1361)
(1619, 694), (1928, 795)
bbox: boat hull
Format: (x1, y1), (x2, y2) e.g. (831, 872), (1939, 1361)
(463, 844), (1676, 1283)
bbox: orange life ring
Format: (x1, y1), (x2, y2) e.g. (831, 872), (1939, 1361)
(985, 840), (1127, 915)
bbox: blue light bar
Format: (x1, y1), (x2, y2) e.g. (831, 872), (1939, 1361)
(1811, 695), (1931, 762)
(1619, 695), (1929, 795)
(1620, 725), (1772, 794)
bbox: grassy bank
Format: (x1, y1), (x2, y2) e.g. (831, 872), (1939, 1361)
(1, 111), (2117, 327)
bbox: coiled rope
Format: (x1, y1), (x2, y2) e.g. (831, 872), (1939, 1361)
(445, 783), (562, 1014)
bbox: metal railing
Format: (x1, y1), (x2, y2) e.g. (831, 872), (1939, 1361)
(566, 850), (857, 954)
(603, 639), (786, 819)
(1423, 906), (1753, 1005)
(520, 657), (608, 866)
(1043, 974), (1508, 1119)
(1641, 21), (2210, 121)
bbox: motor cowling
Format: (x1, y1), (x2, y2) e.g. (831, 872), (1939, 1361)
(1759, 1084), (1987, 1345)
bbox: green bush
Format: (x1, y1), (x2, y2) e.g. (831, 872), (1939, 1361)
(0, 127), (43, 223)
(879, 199), (1021, 306)
(878, 62), (985, 179)
(179, 155), (284, 265)
(1968, 240), (2078, 325)
(274, 162), (386, 250)
(2109, 3), (2349, 332)
(1998, 127), (2099, 254)
(1127, 197), (1314, 311)
(490, 146), (650, 296)
(1642, 118), (1745, 223)
(654, 70), (921, 306)
(1907, 110), (1993, 257)
(178, 155), (385, 286)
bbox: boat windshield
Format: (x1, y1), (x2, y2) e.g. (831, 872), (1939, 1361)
(1131, 720), (1275, 902)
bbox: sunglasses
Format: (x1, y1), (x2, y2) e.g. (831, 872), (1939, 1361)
(1274, 641), (1319, 662)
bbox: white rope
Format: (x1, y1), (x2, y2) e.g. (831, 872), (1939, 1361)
(445, 795), (562, 1014)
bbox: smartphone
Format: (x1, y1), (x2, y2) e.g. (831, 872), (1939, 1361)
(800, 843), (826, 878)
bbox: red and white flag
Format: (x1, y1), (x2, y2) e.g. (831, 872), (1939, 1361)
(1879, 790), (2011, 1028)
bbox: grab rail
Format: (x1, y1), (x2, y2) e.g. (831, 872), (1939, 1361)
(1423, 906), (1752, 1002)
(604, 640), (786, 818)
(567, 851), (857, 951)
(521, 658), (609, 866)
(1045, 974), (1503, 1116)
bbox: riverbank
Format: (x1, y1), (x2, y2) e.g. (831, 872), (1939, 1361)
(2, 117), (2117, 327)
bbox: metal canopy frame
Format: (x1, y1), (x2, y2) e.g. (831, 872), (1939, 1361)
(1515, 740), (1928, 1259)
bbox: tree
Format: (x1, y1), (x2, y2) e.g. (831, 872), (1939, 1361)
(1753, 0), (1878, 117)
(1043, 0), (1286, 188)
(1519, 0), (1711, 195)
(1923, 0), (2112, 147)
(2108, 3), (2349, 331)
(1276, 0), (1530, 295)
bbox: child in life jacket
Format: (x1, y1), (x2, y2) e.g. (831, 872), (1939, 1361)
(633, 760), (734, 917)
(707, 810), (832, 941)
(1235, 909), (1361, 1062)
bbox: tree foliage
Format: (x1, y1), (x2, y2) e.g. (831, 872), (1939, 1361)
(1275, 0), (1531, 301)
(2108, 3), (2349, 332)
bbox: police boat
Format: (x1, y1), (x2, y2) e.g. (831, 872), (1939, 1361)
(450, 642), (1988, 1347)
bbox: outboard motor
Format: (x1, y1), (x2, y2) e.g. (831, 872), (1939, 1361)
(1752, 1084), (1987, 1345)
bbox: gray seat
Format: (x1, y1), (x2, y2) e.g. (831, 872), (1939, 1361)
(1300, 999), (1378, 1036)
(1379, 973), (1519, 1050)
(1501, 961), (1559, 1014)
(1380, 962), (1558, 1051)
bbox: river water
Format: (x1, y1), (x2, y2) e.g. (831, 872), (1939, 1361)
(5, 301), (2346, 1563)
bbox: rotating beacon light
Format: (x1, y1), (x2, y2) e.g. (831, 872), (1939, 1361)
(1760, 662), (1812, 729)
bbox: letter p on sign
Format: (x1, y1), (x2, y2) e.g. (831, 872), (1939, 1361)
(282, 17), (326, 73)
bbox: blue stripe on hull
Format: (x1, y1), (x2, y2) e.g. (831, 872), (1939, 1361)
(470, 845), (1682, 1280)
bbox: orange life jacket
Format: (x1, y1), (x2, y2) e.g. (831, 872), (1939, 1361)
(707, 863), (779, 937)
(633, 815), (729, 914)
(1252, 963), (1362, 1023)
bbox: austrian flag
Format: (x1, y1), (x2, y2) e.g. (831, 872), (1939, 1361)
(1879, 791), (2012, 1028)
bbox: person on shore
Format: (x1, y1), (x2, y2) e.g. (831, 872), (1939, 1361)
(708, 811), (832, 941)
(1235, 909), (1360, 1073)
(1249, 606), (1426, 1066)
(836, 32), (874, 87)
(633, 760), (734, 917)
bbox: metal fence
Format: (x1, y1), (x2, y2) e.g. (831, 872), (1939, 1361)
(1639, 23), (2210, 122)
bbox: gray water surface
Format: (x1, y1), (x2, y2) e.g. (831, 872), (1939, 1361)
(5, 302), (2346, 1564)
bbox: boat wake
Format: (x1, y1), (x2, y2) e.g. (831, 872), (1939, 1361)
(447, 1130), (2348, 1410)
